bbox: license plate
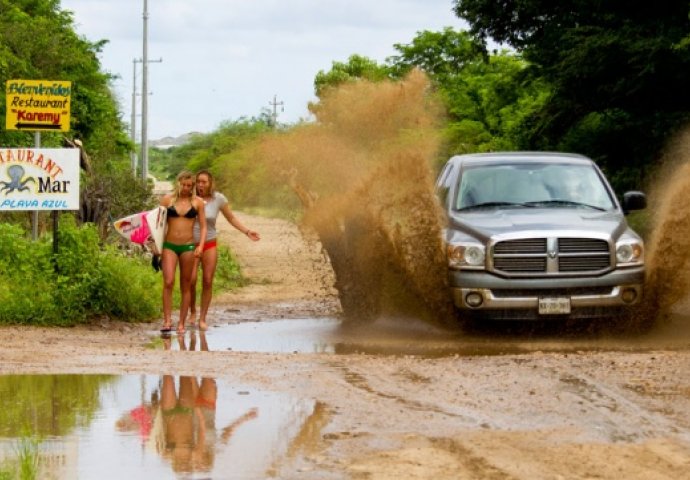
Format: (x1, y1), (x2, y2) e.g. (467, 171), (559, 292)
(538, 297), (571, 315)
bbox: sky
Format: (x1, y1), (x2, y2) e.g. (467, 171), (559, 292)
(59, 0), (466, 140)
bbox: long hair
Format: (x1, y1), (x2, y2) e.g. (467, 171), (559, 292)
(195, 169), (215, 197)
(171, 170), (196, 204)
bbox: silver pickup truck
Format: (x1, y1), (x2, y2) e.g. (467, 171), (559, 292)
(436, 152), (647, 321)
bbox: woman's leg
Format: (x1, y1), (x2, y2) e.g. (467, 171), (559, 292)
(177, 250), (197, 333)
(199, 331), (209, 352)
(160, 374), (177, 411)
(199, 247), (218, 331)
(161, 249), (179, 329)
(188, 256), (201, 326)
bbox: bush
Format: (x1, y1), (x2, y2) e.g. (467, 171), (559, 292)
(214, 246), (248, 291)
(0, 217), (161, 325)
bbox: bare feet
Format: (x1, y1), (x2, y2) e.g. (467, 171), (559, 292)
(160, 320), (173, 334)
(176, 324), (186, 335)
(188, 311), (197, 328)
(199, 318), (208, 331)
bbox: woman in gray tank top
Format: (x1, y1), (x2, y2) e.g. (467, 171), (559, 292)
(189, 170), (260, 330)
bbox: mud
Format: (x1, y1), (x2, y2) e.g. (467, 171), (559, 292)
(249, 70), (455, 326)
(644, 127), (690, 323)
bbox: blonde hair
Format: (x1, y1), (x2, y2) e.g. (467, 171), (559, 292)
(195, 169), (216, 197)
(172, 170), (197, 204)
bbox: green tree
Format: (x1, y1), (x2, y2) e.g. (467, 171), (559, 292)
(388, 28), (487, 80)
(314, 54), (392, 97)
(0, 0), (149, 231)
(155, 117), (271, 180)
(0, 0), (129, 151)
(312, 29), (549, 162)
(388, 28), (549, 159)
(453, 1), (690, 190)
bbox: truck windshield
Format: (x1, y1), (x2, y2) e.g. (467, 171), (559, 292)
(455, 163), (616, 211)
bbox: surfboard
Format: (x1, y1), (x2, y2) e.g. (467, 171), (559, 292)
(113, 206), (167, 253)
(145, 206), (167, 254)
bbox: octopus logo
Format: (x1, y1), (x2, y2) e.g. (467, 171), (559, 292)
(0, 165), (36, 195)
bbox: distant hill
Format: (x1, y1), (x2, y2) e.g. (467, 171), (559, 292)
(150, 131), (204, 149)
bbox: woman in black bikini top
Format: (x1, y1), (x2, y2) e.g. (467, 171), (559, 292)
(167, 205), (198, 219)
(159, 171), (207, 335)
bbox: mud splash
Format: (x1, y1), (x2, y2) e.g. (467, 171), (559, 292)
(252, 71), (456, 326)
(219, 71), (690, 333)
(643, 126), (690, 325)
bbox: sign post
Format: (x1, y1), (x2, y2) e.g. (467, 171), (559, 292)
(4, 79), (74, 249)
(33, 131), (40, 240)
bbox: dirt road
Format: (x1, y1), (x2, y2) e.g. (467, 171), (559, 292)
(1, 213), (688, 479)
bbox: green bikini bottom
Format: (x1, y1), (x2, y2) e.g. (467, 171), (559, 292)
(163, 241), (195, 256)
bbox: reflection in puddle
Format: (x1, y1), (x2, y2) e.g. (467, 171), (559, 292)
(0, 373), (315, 479)
(193, 318), (341, 354)
(165, 315), (690, 357)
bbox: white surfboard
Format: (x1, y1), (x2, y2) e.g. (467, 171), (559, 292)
(113, 206), (167, 253)
(144, 206), (167, 253)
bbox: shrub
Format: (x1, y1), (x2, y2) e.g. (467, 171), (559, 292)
(214, 246), (248, 291)
(0, 217), (161, 325)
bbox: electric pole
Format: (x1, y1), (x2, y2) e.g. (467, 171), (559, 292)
(140, 0), (162, 183)
(131, 58), (142, 176)
(141, 0), (149, 183)
(269, 94), (284, 127)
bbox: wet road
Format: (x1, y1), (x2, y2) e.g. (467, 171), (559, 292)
(168, 309), (690, 358)
(1, 212), (688, 478)
(0, 311), (688, 479)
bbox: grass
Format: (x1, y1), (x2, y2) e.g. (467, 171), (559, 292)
(0, 435), (41, 480)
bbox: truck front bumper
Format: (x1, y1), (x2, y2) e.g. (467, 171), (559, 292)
(449, 267), (644, 319)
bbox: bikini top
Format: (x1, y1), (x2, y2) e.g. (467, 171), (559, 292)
(167, 204), (198, 219)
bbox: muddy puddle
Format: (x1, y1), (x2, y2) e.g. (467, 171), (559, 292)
(158, 314), (690, 357)
(0, 374), (320, 479)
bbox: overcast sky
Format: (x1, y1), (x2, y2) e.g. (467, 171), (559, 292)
(59, 0), (465, 140)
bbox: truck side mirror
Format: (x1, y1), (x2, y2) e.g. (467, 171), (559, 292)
(622, 191), (646, 212)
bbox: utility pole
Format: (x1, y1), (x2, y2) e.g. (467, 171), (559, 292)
(140, 0), (162, 183)
(269, 94), (284, 127)
(141, 0), (149, 183)
(131, 58), (142, 176)
(135, 52), (161, 180)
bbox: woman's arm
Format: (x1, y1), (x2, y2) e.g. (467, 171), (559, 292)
(219, 203), (260, 241)
(194, 197), (207, 255)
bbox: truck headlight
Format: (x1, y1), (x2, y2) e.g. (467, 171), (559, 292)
(616, 240), (644, 266)
(447, 243), (486, 269)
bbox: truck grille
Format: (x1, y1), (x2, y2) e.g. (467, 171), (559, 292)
(492, 237), (610, 275)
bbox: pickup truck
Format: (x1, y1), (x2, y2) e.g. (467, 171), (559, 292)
(436, 152), (647, 321)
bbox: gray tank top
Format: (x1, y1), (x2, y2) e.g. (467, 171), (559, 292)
(193, 192), (228, 242)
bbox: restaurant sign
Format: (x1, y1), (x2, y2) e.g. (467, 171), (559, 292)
(0, 148), (80, 210)
(5, 80), (72, 132)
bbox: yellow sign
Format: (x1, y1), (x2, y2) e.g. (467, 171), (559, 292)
(5, 80), (71, 132)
